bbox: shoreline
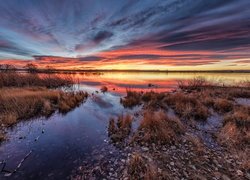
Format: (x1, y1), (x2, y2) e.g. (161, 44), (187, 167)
(3, 69), (250, 74)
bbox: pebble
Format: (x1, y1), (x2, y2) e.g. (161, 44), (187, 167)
(142, 147), (149, 151)
(246, 173), (250, 179)
(237, 170), (243, 176)
(214, 172), (221, 179)
(221, 174), (230, 180)
(171, 146), (176, 149)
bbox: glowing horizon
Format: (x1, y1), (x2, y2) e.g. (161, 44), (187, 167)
(0, 0), (249, 70)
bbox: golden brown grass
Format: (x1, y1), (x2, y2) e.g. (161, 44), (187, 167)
(178, 76), (211, 91)
(133, 110), (185, 145)
(238, 151), (250, 170)
(186, 134), (205, 154)
(165, 93), (209, 121)
(0, 88), (88, 126)
(58, 91), (88, 113)
(108, 114), (133, 142)
(0, 132), (5, 142)
(213, 98), (233, 113)
(228, 88), (250, 98)
(121, 90), (167, 109)
(0, 72), (74, 88)
(127, 153), (159, 180)
(218, 106), (250, 148)
(100, 86), (108, 93)
(120, 89), (142, 108)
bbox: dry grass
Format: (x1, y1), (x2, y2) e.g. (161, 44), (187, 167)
(178, 76), (211, 91)
(100, 86), (108, 93)
(227, 88), (250, 98)
(133, 110), (185, 145)
(186, 134), (205, 154)
(58, 91), (88, 113)
(202, 95), (215, 107)
(218, 106), (250, 148)
(120, 89), (142, 108)
(0, 72), (74, 88)
(238, 151), (250, 170)
(0, 132), (5, 142)
(121, 90), (166, 109)
(108, 114), (133, 142)
(165, 93), (209, 121)
(127, 153), (159, 180)
(0, 88), (88, 126)
(213, 98), (233, 113)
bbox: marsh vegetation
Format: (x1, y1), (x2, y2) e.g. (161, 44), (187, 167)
(0, 70), (249, 179)
(0, 70), (88, 143)
(103, 77), (250, 179)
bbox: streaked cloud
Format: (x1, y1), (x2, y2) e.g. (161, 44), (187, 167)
(0, 0), (249, 70)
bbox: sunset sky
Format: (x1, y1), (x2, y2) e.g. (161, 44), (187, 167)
(0, 0), (249, 70)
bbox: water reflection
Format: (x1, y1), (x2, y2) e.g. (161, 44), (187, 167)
(70, 72), (250, 94)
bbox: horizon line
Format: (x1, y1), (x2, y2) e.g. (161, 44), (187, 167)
(12, 69), (250, 73)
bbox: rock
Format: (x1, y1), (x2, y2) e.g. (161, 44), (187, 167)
(142, 147), (149, 152)
(158, 168), (162, 173)
(237, 170), (243, 176)
(195, 174), (207, 180)
(246, 173), (250, 179)
(183, 171), (188, 177)
(171, 146), (176, 150)
(170, 162), (175, 166)
(221, 174), (231, 180)
(214, 172), (221, 179)
(48, 173), (54, 177)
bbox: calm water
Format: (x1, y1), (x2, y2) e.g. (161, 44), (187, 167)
(0, 72), (249, 179)
(66, 71), (250, 93)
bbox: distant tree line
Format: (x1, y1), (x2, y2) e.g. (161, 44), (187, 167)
(0, 64), (17, 72)
(0, 63), (55, 73)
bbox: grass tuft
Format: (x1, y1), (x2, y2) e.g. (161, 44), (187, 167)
(108, 114), (133, 142)
(213, 98), (233, 113)
(178, 76), (211, 91)
(218, 105), (250, 148)
(100, 86), (108, 93)
(120, 89), (142, 108)
(127, 153), (159, 180)
(133, 110), (185, 145)
(165, 93), (209, 121)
